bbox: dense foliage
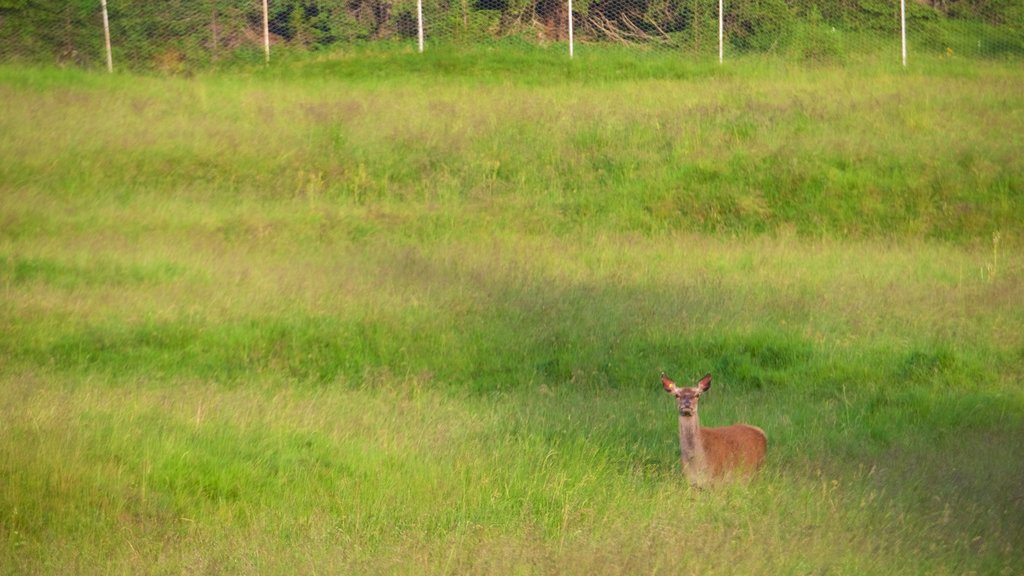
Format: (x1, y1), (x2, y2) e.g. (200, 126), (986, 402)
(0, 0), (1021, 69)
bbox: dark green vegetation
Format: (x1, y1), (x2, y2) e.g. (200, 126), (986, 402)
(1, 0), (1022, 70)
(1, 55), (1023, 574)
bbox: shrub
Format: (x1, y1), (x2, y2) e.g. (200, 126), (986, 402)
(725, 0), (795, 53)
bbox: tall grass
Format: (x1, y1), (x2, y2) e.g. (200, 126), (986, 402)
(1, 55), (1022, 574)
(3, 51), (1020, 241)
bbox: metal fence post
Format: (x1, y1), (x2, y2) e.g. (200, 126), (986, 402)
(100, 0), (113, 72)
(718, 0), (724, 64)
(568, 0), (574, 58)
(900, 0), (907, 66)
(262, 0), (270, 64)
(417, 0), (424, 52)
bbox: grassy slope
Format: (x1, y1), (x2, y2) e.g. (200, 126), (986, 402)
(1, 52), (1022, 574)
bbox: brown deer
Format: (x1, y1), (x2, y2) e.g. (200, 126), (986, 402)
(661, 372), (767, 485)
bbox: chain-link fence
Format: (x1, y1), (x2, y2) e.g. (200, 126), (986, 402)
(0, 0), (1020, 71)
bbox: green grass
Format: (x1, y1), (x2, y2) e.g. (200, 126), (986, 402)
(1, 53), (1023, 574)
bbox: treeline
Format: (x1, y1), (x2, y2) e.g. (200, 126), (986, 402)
(0, 0), (1020, 68)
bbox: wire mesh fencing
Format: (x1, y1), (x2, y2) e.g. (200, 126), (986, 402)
(0, 0), (1020, 71)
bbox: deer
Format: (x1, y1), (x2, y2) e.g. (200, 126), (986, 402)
(661, 372), (767, 486)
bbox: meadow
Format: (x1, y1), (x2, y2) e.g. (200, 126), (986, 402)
(1, 49), (1023, 574)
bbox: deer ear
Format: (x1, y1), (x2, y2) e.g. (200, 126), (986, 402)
(661, 372), (677, 393)
(697, 373), (712, 393)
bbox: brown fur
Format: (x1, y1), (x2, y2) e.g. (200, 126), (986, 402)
(662, 372), (767, 485)
(698, 424), (767, 477)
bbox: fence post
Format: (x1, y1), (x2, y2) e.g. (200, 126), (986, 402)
(417, 0), (424, 52)
(100, 0), (112, 72)
(568, 0), (574, 58)
(718, 0), (723, 64)
(900, 0), (907, 66)
(262, 0), (270, 64)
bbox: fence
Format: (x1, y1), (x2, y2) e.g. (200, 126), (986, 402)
(0, 0), (1020, 72)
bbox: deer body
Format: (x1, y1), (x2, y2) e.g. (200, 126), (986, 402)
(663, 373), (766, 485)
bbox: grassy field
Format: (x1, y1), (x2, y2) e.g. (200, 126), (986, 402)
(1, 50), (1023, 574)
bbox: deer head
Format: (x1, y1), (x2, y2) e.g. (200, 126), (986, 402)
(661, 372), (712, 418)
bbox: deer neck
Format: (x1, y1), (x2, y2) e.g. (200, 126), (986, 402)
(678, 413), (708, 485)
